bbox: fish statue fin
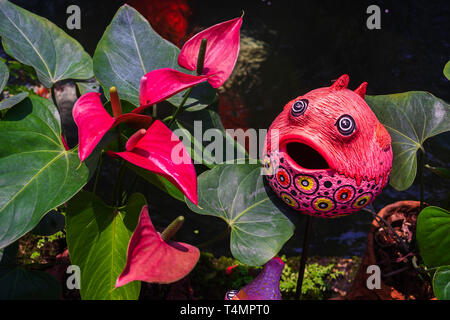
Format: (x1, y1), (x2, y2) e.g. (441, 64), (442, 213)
(354, 82), (368, 98)
(330, 74), (349, 90)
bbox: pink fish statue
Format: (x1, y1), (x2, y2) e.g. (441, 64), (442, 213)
(263, 75), (392, 218)
(225, 257), (284, 300)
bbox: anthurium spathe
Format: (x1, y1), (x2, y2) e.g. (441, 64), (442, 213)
(73, 89), (152, 162)
(134, 68), (209, 114)
(136, 16), (242, 110)
(178, 17), (242, 88)
(116, 206), (200, 287)
(108, 119), (198, 204)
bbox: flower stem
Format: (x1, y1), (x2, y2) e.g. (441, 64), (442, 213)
(93, 151), (105, 196)
(295, 215), (313, 300)
(161, 216), (185, 242)
(113, 160), (127, 206)
(167, 86), (193, 127)
(197, 228), (229, 249)
(418, 149), (425, 210)
(51, 85), (68, 145)
(166, 38), (207, 127)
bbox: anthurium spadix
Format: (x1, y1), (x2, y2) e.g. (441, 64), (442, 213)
(108, 120), (198, 205)
(73, 88), (152, 161)
(116, 206), (200, 287)
(135, 17), (242, 111)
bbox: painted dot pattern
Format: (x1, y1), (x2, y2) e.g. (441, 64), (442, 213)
(293, 174), (319, 195)
(265, 151), (388, 218)
(280, 192), (300, 209)
(276, 167), (291, 188)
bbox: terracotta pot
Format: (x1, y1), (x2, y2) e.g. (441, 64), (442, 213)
(346, 201), (434, 300)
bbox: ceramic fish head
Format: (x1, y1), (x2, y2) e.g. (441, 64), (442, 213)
(263, 75), (393, 218)
(225, 257), (284, 300)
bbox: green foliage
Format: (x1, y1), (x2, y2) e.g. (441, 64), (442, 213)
(433, 266), (450, 300)
(0, 59), (30, 113)
(444, 60), (450, 80)
(416, 206), (450, 268)
(190, 253), (345, 300)
(416, 206), (450, 300)
(0, 267), (61, 299)
(0, 0), (93, 87)
(367, 92), (450, 191)
(0, 95), (89, 249)
(93, 5), (215, 110)
(66, 191), (145, 300)
(0, 58), (8, 92)
(278, 255), (344, 300)
(186, 164), (295, 266)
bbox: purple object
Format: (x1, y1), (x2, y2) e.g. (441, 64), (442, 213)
(225, 257), (285, 300)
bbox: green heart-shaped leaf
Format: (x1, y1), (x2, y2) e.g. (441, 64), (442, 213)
(0, 59), (8, 93)
(93, 5), (180, 105)
(186, 164), (295, 266)
(0, 0), (93, 87)
(0, 267), (61, 299)
(66, 191), (146, 300)
(0, 95), (89, 249)
(93, 5), (216, 110)
(175, 106), (250, 167)
(444, 61), (450, 80)
(127, 163), (185, 202)
(366, 92), (450, 191)
(0, 92), (28, 111)
(433, 265), (450, 300)
(416, 206), (450, 268)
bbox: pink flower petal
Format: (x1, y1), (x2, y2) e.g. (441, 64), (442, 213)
(109, 120), (198, 204)
(116, 206), (200, 287)
(73, 92), (152, 162)
(178, 17), (242, 88)
(134, 68), (209, 113)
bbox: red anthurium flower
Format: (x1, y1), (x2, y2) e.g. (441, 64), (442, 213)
(178, 17), (242, 88)
(108, 119), (198, 205)
(73, 91), (152, 162)
(116, 206), (200, 287)
(136, 17), (242, 112)
(133, 68), (209, 114)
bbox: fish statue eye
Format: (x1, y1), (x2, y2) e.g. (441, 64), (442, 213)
(336, 114), (356, 136)
(291, 99), (308, 117)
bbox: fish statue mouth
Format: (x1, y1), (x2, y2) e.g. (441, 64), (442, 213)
(263, 75), (393, 218)
(264, 141), (386, 218)
(280, 135), (333, 172)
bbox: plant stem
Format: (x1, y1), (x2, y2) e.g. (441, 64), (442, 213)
(93, 151), (105, 196)
(51, 85), (68, 144)
(363, 206), (409, 254)
(165, 38), (207, 127)
(50, 85), (58, 108)
(152, 104), (157, 118)
(295, 215), (313, 300)
(418, 149), (425, 210)
(113, 160), (127, 206)
(197, 228), (229, 249)
(167, 87), (193, 127)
